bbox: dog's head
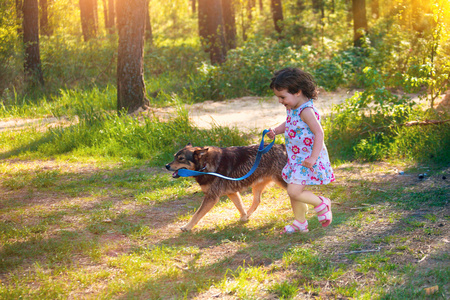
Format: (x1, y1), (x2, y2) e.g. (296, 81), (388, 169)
(165, 143), (209, 178)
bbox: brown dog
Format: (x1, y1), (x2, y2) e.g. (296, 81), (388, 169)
(165, 143), (288, 231)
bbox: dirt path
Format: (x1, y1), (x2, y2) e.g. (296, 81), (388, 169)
(0, 89), (355, 132)
(186, 88), (352, 130)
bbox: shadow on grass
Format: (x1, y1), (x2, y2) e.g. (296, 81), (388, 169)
(0, 165), (200, 278)
(1, 161), (449, 299)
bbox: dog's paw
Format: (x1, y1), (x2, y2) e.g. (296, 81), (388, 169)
(239, 215), (249, 222)
(180, 226), (190, 232)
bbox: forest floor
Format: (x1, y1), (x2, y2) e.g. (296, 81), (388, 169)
(0, 88), (355, 132)
(1, 90), (449, 299)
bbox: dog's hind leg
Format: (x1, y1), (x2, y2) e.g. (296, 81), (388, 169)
(246, 180), (270, 218)
(227, 192), (248, 222)
(181, 195), (219, 231)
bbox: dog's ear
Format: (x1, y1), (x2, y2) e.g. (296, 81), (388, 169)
(193, 148), (209, 159)
(187, 143), (192, 146)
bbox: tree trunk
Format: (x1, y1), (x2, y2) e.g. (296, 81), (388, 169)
(116, 0), (149, 115)
(23, 0), (44, 86)
(198, 0), (208, 48)
(102, 0), (108, 29)
(296, 0), (304, 11)
(206, 0), (227, 64)
(222, 0), (236, 50)
(271, 0), (283, 34)
(79, 0), (98, 41)
(191, 0), (196, 14)
(247, 0), (255, 20)
(312, 0), (321, 13)
(106, 0), (115, 33)
(16, 0), (23, 34)
(352, 0), (367, 47)
(198, 0), (227, 64)
(371, 0), (379, 19)
(39, 0), (51, 36)
(145, 0), (153, 44)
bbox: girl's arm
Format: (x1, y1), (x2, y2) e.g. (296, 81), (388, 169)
(300, 108), (324, 168)
(268, 121), (286, 139)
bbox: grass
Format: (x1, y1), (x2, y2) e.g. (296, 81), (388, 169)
(1, 99), (449, 299)
(1, 145), (449, 299)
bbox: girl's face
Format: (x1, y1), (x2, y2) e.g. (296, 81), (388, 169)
(273, 89), (304, 110)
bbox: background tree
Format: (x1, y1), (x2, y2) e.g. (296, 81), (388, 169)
(102, 0), (108, 30)
(371, 0), (379, 19)
(198, 0), (227, 64)
(207, 0), (227, 64)
(271, 0), (283, 34)
(16, 0), (23, 34)
(79, 0), (98, 41)
(145, 0), (153, 44)
(198, 0), (208, 48)
(39, 0), (51, 36)
(352, 0), (368, 47)
(116, 0), (149, 114)
(23, 0), (44, 86)
(190, 0), (196, 14)
(222, 0), (236, 50)
(106, 0), (115, 33)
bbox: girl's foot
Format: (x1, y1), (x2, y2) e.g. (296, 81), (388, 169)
(282, 220), (308, 234)
(315, 196), (332, 227)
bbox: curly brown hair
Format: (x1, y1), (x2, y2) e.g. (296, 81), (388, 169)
(269, 67), (318, 100)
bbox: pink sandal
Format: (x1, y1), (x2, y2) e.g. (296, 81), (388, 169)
(282, 220), (308, 234)
(315, 196), (332, 227)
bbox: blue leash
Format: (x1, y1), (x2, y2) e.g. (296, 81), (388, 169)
(177, 129), (275, 181)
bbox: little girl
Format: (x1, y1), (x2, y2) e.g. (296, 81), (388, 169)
(267, 67), (335, 233)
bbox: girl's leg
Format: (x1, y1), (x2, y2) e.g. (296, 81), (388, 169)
(282, 184), (308, 233)
(287, 183), (332, 226)
(286, 184), (309, 222)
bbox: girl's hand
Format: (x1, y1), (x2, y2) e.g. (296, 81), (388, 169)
(267, 128), (276, 139)
(301, 156), (317, 169)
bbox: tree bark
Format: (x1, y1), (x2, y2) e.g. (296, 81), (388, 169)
(198, 0), (208, 48)
(207, 0), (227, 64)
(271, 0), (283, 34)
(191, 0), (196, 14)
(352, 0), (368, 47)
(23, 0), (44, 86)
(116, 0), (149, 115)
(222, 0), (236, 50)
(199, 0), (227, 64)
(79, 0), (98, 41)
(106, 0), (115, 33)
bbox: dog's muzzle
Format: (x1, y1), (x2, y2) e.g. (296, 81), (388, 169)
(166, 164), (181, 178)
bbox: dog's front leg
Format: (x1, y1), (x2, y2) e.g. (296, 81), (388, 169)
(227, 192), (248, 222)
(181, 195), (219, 231)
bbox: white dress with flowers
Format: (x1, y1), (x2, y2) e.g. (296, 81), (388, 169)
(282, 100), (335, 185)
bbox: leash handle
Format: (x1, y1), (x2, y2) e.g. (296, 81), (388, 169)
(177, 129), (275, 180)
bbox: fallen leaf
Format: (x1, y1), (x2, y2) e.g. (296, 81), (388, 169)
(424, 285), (439, 295)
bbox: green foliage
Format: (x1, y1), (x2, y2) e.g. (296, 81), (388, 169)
(0, 4), (21, 98)
(1, 98), (249, 164)
(189, 39), (315, 100)
(268, 280), (299, 299)
(324, 65), (449, 163)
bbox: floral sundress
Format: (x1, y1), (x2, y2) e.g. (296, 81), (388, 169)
(282, 100), (335, 185)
